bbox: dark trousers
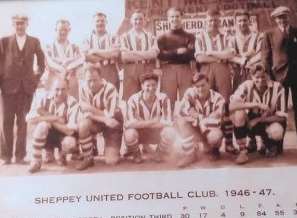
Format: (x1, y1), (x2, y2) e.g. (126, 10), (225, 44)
(1, 90), (33, 160)
(199, 62), (232, 101)
(122, 63), (155, 101)
(160, 64), (193, 110)
(285, 84), (297, 133)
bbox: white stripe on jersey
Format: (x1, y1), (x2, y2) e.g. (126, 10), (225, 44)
(127, 91), (172, 123)
(228, 32), (261, 55)
(80, 79), (118, 117)
(231, 80), (287, 117)
(89, 31), (112, 50)
(120, 29), (156, 51)
(47, 40), (78, 59)
(195, 32), (226, 55)
(27, 92), (78, 123)
(180, 88), (225, 120)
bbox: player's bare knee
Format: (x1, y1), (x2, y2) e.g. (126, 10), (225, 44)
(207, 129), (223, 146)
(160, 127), (176, 144)
(61, 136), (77, 153)
(78, 118), (92, 136)
(266, 122), (284, 141)
(232, 110), (246, 127)
(124, 128), (139, 146)
(33, 121), (50, 138)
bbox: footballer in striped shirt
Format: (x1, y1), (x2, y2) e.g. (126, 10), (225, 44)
(230, 64), (287, 164)
(77, 65), (123, 170)
(27, 78), (79, 173)
(124, 72), (173, 163)
(176, 73), (225, 166)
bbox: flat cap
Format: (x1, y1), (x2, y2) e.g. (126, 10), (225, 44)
(12, 14), (28, 22)
(271, 6), (290, 18)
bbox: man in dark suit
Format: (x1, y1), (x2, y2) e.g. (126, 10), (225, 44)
(0, 14), (45, 164)
(262, 6), (297, 153)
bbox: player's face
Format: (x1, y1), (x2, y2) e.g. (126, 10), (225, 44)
(94, 15), (107, 34)
(168, 10), (182, 30)
(13, 21), (28, 36)
(56, 23), (70, 42)
(236, 15), (250, 33)
(131, 13), (144, 31)
(275, 14), (290, 30)
(251, 71), (268, 91)
(194, 79), (210, 99)
(85, 71), (102, 94)
(52, 80), (68, 103)
(206, 15), (220, 32)
(142, 79), (157, 96)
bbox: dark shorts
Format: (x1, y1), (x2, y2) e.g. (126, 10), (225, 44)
(89, 108), (124, 149)
(44, 128), (63, 150)
(137, 128), (161, 145)
(123, 63), (155, 101)
(247, 112), (286, 138)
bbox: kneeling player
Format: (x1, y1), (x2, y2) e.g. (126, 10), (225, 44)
(124, 73), (173, 163)
(176, 74), (225, 167)
(27, 79), (79, 173)
(230, 65), (287, 164)
(77, 65), (123, 170)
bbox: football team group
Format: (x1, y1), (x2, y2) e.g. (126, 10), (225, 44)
(0, 5), (296, 174)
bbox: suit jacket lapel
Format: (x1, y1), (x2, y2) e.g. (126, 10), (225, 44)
(8, 35), (17, 55)
(23, 35), (31, 57)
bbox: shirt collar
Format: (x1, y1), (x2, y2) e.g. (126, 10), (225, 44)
(15, 34), (27, 40)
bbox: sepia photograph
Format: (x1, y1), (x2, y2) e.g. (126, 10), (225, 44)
(0, 0), (296, 178)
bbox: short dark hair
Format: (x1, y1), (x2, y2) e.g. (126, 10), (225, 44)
(131, 9), (145, 17)
(139, 72), (159, 84)
(93, 12), (107, 19)
(84, 63), (101, 77)
(167, 7), (183, 17)
(56, 19), (71, 28)
(206, 8), (220, 17)
(192, 73), (209, 84)
(251, 64), (265, 75)
(52, 77), (69, 88)
(234, 10), (250, 19)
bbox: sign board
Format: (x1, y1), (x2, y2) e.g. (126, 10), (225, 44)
(154, 15), (258, 36)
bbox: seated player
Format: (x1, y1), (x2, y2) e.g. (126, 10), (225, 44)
(230, 65), (287, 164)
(77, 65), (123, 170)
(26, 79), (79, 173)
(176, 73), (225, 166)
(124, 72), (173, 163)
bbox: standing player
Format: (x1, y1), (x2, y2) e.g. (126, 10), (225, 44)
(176, 74), (225, 166)
(230, 65), (287, 164)
(82, 12), (121, 89)
(120, 10), (159, 101)
(43, 19), (83, 99)
(0, 14), (45, 165)
(77, 65), (123, 170)
(195, 8), (233, 101)
(157, 7), (195, 110)
(26, 78), (79, 173)
(124, 73), (172, 163)
(228, 10), (263, 91)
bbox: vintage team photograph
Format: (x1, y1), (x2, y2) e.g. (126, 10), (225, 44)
(0, 0), (296, 176)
